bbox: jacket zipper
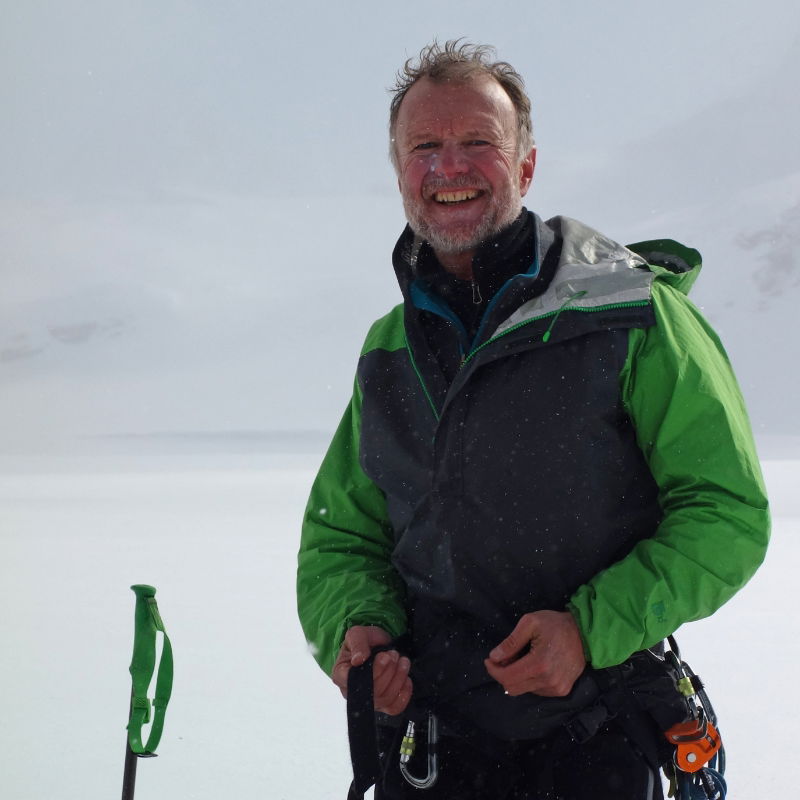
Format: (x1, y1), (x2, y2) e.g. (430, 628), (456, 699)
(412, 299), (650, 418)
(461, 299), (650, 368)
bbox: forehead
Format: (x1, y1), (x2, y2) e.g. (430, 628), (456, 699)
(395, 75), (516, 139)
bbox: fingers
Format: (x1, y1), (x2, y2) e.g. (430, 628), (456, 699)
(331, 626), (412, 714)
(485, 611), (587, 697)
(332, 625), (391, 696)
(331, 650), (353, 697)
(487, 613), (537, 665)
(344, 625), (391, 666)
(373, 650), (413, 715)
(484, 651), (575, 697)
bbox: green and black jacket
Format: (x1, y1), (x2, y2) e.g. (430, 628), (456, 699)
(298, 212), (769, 739)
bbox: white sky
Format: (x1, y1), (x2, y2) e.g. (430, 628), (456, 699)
(1, 1), (799, 443)
(4, 1), (798, 202)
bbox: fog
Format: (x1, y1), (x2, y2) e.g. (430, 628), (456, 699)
(2, 1), (799, 447)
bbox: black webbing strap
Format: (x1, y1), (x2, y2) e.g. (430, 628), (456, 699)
(563, 667), (664, 773)
(346, 646), (394, 800)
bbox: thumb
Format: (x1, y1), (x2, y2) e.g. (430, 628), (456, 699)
(345, 625), (391, 666)
(345, 627), (374, 666)
(489, 615), (536, 663)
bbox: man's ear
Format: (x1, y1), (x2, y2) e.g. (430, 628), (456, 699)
(519, 147), (536, 197)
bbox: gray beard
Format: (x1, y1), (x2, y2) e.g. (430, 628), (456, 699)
(402, 193), (522, 255)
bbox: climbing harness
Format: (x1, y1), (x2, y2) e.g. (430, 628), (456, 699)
(344, 636), (728, 799)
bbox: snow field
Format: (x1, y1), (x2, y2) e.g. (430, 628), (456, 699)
(0, 454), (796, 798)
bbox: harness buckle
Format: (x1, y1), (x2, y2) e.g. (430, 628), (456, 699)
(564, 701), (612, 744)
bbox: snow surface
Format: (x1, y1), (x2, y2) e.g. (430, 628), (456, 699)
(0, 445), (795, 799)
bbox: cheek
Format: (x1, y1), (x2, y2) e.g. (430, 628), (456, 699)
(487, 166), (521, 197)
(478, 154), (516, 183)
(400, 161), (430, 194)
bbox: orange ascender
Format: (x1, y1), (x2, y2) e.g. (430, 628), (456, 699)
(664, 716), (722, 773)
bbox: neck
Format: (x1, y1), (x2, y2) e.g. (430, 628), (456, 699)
(434, 248), (475, 281)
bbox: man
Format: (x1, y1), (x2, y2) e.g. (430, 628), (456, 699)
(297, 41), (769, 799)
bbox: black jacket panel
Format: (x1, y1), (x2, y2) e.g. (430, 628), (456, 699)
(357, 212), (662, 739)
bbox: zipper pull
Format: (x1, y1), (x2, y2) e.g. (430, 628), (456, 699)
(542, 290), (588, 343)
(471, 280), (482, 305)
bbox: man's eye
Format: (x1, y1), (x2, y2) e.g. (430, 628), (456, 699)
(467, 140), (490, 146)
(413, 142), (438, 151)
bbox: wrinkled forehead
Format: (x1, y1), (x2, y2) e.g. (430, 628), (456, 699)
(394, 75), (517, 140)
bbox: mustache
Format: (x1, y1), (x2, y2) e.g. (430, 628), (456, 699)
(422, 174), (489, 197)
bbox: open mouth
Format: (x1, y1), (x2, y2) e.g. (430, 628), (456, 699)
(432, 189), (484, 204)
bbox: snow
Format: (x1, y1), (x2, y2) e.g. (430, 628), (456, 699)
(0, 446), (795, 798)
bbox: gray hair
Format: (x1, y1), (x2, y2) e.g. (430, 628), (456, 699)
(388, 39), (535, 170)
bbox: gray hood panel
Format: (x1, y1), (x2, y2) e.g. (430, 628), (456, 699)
(492, 216), (653, 339)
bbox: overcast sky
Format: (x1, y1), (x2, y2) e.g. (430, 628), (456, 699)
(2, 1), (799, 445)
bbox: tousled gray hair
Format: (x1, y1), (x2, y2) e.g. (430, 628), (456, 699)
(388, 39), (535, 170)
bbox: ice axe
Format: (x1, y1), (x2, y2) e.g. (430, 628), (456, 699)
(121, 584), (173, 800)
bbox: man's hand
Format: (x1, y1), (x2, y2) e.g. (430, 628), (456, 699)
(331, 625), (412, 716)
(484, 611), (586, 697)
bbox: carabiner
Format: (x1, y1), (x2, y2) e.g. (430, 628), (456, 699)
(399, 712), (439, 790)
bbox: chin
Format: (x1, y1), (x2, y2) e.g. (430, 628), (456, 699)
(425, 220), (499, 253)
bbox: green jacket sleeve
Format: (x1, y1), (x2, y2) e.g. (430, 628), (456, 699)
(297, 373), (408, 676)
(568, 278), (770, 668)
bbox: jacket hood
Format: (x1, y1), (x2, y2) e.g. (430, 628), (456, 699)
(627, 238), (703, 296)
(489, 215), (656, 340)
(392, 214), (702, 348)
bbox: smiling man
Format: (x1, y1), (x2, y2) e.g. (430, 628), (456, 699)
(297, 41), (769, 799)
(393, 72), (535, 278)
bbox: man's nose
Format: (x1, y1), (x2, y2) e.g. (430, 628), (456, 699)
(432, 142), (469, 177)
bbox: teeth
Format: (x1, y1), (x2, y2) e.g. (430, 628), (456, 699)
(433, 190), (480, 203)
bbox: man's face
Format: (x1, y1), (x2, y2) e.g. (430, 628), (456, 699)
(393, 76), (535, 256)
